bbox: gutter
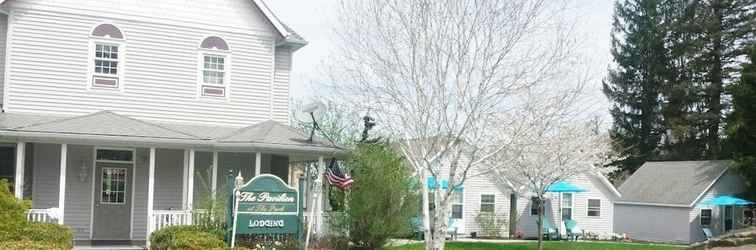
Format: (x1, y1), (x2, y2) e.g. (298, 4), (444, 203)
(614, 201), (692, 208)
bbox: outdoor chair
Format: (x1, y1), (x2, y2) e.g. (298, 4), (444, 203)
(564, 219), (582, 241)
(540, 216), (558, 240)
(447, 218), (460, 240)
(702, 227), (713, 241)
(410, 216), (424, 240)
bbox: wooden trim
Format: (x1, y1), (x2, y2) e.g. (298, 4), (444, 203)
(255, 152), (261, 176)
(13, 141), (24, 198)
(58, 144), (67, 225)
(146, 148), (156, 245)
(211, 152), (218, 200)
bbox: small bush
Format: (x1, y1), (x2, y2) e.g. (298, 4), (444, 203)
(149, 225), (225, 250)
(0, 239), (67, 250)
(474, 212), (507, 238)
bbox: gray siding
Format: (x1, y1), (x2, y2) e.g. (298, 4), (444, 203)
(154, 149), (183, 210)
(614, 204), (691, 243)
(0, 13), (7, 105)
(63, 145), (93, 239)
(31, 143), (60, 209)
(688, 170), (746, 242)
(131, 148), (150, 240)
(132, 148), (149, 240)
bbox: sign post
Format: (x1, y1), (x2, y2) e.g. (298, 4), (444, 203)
(228, 173), (301, 247)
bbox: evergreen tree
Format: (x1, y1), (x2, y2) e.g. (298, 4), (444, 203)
(726, 45), (756, 199)
(663, 0), (756, 159)
(604, 0), (669, 174)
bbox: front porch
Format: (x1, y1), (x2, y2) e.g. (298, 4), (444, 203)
(0, 111), (341, 247)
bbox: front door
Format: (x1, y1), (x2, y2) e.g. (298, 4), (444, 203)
(724, 205), (734, 232)
(93, 162), (132, 240)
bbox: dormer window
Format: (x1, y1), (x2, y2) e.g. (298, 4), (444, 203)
(198, 36), (230, 98)
(89, 23), (125, 90)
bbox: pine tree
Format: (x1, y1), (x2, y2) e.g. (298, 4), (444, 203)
(604, 0), (669, 174)
(663, 0), (756, 159)
(725, 45), (756, 199)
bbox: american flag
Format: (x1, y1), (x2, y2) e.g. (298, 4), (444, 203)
(324, 158), (354, 189)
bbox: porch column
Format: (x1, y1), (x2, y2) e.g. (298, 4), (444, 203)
(182, 150), (189, 210)
(14, 142), (25, 199)
(58, 144), (67, 225)
(316, 156), (325, 233)
(254, 152), (261, 176)
(147, 148), (156, 240)
(187, 150), (195, 210)
(211, 152), (218, 199)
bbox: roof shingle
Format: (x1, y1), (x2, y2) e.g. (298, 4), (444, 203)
(617, 160), (730, 206)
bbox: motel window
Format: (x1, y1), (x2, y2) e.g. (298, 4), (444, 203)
(700, 209), (712, 226)
(199, 36), (230, 97)
(90, 23), (124, 89)
(96, 149), (134, 162)
(451, 191), (463, 219)
(587, 199), (601, 217)
(480, 194), (495, 213)
(530, 197), (542, 216)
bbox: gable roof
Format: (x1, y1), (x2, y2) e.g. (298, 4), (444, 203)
(616, 160), (731, 207)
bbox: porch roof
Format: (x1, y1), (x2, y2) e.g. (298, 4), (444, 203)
(0, 111), (342, 155)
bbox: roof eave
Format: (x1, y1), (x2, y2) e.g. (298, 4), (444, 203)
(688, 167), (730, 207)
(614, 201), (692, 208)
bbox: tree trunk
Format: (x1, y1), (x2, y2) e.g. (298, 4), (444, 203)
(421, 171), (432, 250)
(537, 199), (544, 250)
(428, 195), (450, 250)
(707, 0), (724, 158)
(509, 193), (518, 238)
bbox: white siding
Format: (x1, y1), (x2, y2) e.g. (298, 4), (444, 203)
(272, 48), (291, 124)
(614, 204), (691, 243)
(3, 3), (290, 127)
(63, 145), (94, 240)
(515, 173), (617, 238)
(31, 143), (61, 209)
(688, 170), (746, 242)
(154, 149), (183, 210)
(460, 167), (510, 236)
(0, 13), (7, 105)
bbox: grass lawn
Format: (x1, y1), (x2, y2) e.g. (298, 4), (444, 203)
(386, 241), (684, 250)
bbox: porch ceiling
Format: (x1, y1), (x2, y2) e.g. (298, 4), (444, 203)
(0, 111), (343, 155)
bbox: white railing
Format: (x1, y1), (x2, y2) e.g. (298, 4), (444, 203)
(27, 208), (59, 224)
(152, 209), (211, 232)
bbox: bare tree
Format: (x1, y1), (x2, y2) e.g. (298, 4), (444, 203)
(329, 0), (580, 249)
(488, 87), (616, 250)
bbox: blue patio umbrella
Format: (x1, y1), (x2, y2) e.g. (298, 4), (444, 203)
(700, 195), (754, 206)
(546, 181), (586, 237)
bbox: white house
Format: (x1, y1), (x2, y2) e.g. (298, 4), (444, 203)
(614, 160), (748, 244)
(429, 160), (620, 239)
(0, 0), (340, 247)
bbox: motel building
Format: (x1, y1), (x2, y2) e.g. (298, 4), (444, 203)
(0, 0), (341, 247)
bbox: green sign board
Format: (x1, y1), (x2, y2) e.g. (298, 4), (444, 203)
(229, 173), (301, 246)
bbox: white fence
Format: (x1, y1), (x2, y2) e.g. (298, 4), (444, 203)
(26, 208), (59, 224)
(152, 210), (212, 232)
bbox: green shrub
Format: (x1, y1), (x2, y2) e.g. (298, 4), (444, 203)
(474, 212), (507, 238)
(0, 239), (67, 250)
(150, 225), (225, 250)
(0, 179), (73, 249)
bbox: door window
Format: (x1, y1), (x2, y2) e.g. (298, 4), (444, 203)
(101, 168), (127, 204)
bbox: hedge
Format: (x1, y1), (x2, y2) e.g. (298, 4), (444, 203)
(0, 179), (73, 249)
(149, 225), (225, 250)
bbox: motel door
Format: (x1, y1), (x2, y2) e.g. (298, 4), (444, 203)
(92, 150), (133, 240)
(723, 205), (734, 232)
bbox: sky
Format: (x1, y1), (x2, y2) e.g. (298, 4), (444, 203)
(265, 0), (616, 120)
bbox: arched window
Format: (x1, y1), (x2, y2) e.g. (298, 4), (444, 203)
(198, 36), (230, 97)
(89, 23), (125, 89)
